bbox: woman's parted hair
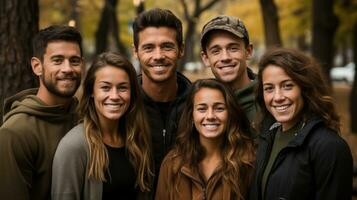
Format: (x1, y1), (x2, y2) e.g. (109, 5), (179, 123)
(169, 78), (255, 198)
(79, 52), (153, 191)
(256, 47), (340, 132)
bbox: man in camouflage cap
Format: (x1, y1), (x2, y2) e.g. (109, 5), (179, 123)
(200, 15), (257, 131)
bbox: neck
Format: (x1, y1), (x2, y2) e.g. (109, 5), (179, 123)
(231, 69), (251, 91)
(200, 137), (222, 159)
(36, 86), (72, 107)
(142, 73), (178, 102)
(100, 119), (123, 147)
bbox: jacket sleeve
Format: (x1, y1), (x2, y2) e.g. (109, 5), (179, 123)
(155, 156), (172, 200)
(51, 131), (87, 200)
(0, 128), (34, 200)
(312, 133), (353, 200)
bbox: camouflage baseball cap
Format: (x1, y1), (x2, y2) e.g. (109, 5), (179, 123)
(201, 15), (250, 50)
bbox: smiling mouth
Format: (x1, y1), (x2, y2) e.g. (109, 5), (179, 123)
(273, 105), (290, 112)
(203, 124), (220, 130)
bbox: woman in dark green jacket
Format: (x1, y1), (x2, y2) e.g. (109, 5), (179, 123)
(250, 48), (353, 200)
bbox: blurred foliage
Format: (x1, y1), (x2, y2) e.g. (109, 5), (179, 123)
(38, 0), (355, 61)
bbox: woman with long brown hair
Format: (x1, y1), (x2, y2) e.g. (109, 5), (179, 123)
(250, 47), (352, 200)
(156, 79), (255, 200)
(52, 52), (153, 199)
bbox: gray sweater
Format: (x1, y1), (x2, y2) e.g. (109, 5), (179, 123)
(51, 124), (102, 200)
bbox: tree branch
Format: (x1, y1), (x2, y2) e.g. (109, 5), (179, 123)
(198, 0), (220, 15)
(179, 0), (190, 21)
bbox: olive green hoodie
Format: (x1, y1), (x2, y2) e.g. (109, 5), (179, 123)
(0, 88), (78, 200)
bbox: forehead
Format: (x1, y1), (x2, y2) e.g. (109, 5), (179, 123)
(206, 30), (244, 47)
(44, 41), (81, 57)
(95, 65), (129, 83)
(137, 27), (178, 45)
(262, 65), (291, 83)
(194, 87), (225, 104)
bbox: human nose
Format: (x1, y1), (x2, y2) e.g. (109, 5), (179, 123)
(220, 49), (231, 62)
(206, 108), (216, 120)
(153, 48), (165, 60)
(109, 88), (120, 99)
(273, 88), (285, 102)
(61, 59), (74, 73)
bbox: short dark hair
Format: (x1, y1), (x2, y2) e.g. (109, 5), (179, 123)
(32, 25), (83, 61)
(132, 8), (183, 49)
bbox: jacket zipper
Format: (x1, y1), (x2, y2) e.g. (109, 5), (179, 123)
(163, 129), (166, 152)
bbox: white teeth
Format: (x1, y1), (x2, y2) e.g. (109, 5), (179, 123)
(274, 105), (289, 111)
(203, 124), (219, 130)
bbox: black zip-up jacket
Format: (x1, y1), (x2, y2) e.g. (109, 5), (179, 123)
(138, 72), (191, 176)
(250, 117), (353, 200)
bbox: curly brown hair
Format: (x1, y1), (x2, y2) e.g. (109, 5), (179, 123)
(256, 47), (340, 132)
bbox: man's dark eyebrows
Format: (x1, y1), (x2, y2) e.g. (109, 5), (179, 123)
(50, 55), (64, 59)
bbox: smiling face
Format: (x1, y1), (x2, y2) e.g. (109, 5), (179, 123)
(193, 87), (228, 142)
(262, 65), (304, 131)
(201, 31), (252, 89)
(38, 41), (82, 98)
(93, 66), (131, 123)
(134, 27), (183, 84)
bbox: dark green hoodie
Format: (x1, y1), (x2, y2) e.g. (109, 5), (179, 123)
(0, 88), (78, 200)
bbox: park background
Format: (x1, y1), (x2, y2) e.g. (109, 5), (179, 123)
(1, 0), (357, 194)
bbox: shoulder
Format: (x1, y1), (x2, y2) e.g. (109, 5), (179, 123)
(307, 125), (351, 158)
(160, 150), (180, 171)
(55, 124), (88, 156)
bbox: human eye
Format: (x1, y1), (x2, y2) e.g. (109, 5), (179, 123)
(209, 48), (220, 55)
(229, 45), (239, 52)
(215, 105), (226, 112)
(100, 85), (111, 91)
(263, 85), (274, 93)
(162, 43), (175, 51)
(118, 84), (129, 92)
(141, 45), (153, 52)
(195, 106), (207, 113)
(52, 57), (63, 65)
(282, 82), (294, 90)
(70, 57), (82, 66)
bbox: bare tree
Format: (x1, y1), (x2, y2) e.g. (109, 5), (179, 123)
(95, 0), (127, 56)
(178, 0), (220, 71)
(0, 0), (39, 124)
(259, 0), (282, 47)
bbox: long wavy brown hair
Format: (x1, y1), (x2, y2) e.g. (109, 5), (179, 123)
(256, 47), (340, 132)
(78, 52), (153, 191)
(168, 79), (255, 199)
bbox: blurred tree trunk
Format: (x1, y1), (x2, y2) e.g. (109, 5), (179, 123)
(350, 18), (357, 133)
(178, 0), (220, 72)
(311, 0), (338, 85)
(0, 0), (39, 124)
(70, 0), (80, 29)
(95, 0), (127, 56)
(259, 0), (282, 47)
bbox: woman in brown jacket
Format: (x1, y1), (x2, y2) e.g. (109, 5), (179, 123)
(156, 79), (255, 200)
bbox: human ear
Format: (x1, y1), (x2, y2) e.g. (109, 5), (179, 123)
(200, 51), (210, 68)
(31, 57), (42, 76)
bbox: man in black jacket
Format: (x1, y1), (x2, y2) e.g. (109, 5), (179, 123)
(132, 8), (191, 187)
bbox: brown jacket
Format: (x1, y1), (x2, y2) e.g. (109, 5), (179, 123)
(155, 152), (240, 200)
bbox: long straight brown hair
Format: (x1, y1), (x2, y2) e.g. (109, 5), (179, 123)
(78, 52), (153, 191)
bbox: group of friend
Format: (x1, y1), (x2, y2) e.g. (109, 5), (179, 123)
(0, 7), (353, 200)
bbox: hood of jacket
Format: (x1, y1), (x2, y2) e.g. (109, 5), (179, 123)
(3, 88), (78, 123)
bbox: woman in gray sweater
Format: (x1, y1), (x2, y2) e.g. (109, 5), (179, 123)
(52, 52), (153, 200)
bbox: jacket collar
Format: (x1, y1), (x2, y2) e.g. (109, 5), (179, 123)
(137, 71), (191, 103)
(261, 116), (323, 147)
